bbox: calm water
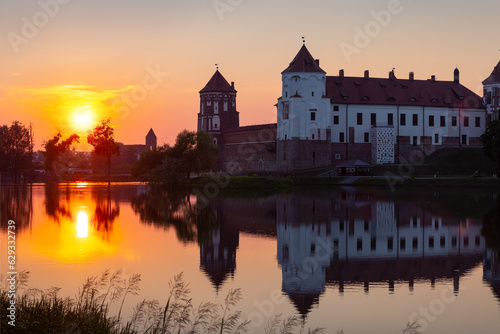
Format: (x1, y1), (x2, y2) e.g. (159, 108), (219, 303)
(1, 182), (500, 333)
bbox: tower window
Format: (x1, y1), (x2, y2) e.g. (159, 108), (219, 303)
(312, 91), (314, 96)
(310, 112), (316, 121)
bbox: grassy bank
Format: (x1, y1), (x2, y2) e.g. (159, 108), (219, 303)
(1, 270), (326, 334)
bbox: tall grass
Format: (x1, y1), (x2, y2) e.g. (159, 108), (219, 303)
(1, 270), (419, 333)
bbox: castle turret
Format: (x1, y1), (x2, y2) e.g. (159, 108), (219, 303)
(198, 70), (239, 146)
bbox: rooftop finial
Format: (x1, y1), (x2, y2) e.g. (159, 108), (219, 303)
(302, 36), (305, 44)
(215, 63), (218, 70)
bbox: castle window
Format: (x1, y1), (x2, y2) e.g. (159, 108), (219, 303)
(285, 92), (287, 97)
(339, 132), (345, 142)
(371, 113), (376, 126)
(464, 116), (469, 127)
(400, 114), (406, 126)
(388, 113), (393, 126)
(462, 135), (467, 145)
(412, 136), (418, 146)
(312, 91), (314, 96)
(428, 115), (434, 127)
(357, 113), (363, 125)
(412, 114), (418, 126)
(310, 112), (316, 121)
(333, 105), (339, 111)
(282, 102), (289, 119)
(434, 134), (439, 144)
(475, 117), (481, 127)
(223, 101), (228, 112)
(207, 101), (211, 106)
(440, 116), (446, 127)
(364, 132), (369, 143)
(452, 116), (457, 127)
(333, 115), (339, 124)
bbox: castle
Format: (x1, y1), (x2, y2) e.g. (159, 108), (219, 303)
(197, 44), (499, 173)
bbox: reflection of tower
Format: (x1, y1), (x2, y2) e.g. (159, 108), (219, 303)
(145, 128), (157, 151)
(198, 70), (239, 147)
(199, 211), (239, 291)
(276, 194), (334, 318)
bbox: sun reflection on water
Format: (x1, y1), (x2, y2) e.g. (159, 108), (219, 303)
(76, 211), (89, 238)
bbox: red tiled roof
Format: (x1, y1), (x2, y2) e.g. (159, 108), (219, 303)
(326, 75), (484, 109)
(482, 61), (500, 85)
(199, 70), (236, 94)
(282, 44), (325, 74)
(223, 123), (277, 133)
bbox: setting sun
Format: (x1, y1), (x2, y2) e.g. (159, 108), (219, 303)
(73, 105), (94, 131)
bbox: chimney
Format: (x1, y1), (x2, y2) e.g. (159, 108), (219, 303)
(409, 72), (414, 82)
(454, 68), (460, 84)
(339, 69), (344, 78)
(431, 75), (436, 82)
(231, 81), (234, 89)
(364, 70), (369, 80)
(315, 59), (320, 66)
(389, 70), (396, 80)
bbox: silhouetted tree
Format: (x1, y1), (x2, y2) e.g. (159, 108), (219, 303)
(87, 119), (120, 176)
(0, 121), (34, 178)
(481, 119), (500, 175)
(131, 145), (168, 180)
(43, 131), (80, 171)
(143, 130), (218, 186)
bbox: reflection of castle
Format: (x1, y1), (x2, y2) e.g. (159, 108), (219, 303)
(197, 196), (277, 290)
(276, 190), (485, 316)
(484, 248), (500, 306)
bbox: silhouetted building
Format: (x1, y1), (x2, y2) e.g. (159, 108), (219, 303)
(483, 60), (500, 121)
(146, 128), (157, 151)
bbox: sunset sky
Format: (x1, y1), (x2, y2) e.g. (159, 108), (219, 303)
(1, 0), (499, 150)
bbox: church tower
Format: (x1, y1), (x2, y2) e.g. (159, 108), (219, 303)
(145, 128), (157, 151)
(198, 69), (239, 146)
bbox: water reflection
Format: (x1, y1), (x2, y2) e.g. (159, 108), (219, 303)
(0, 184), (33, 230)
(76, 211), (89, 238)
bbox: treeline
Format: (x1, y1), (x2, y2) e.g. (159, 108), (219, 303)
(132, 130), (218, 187)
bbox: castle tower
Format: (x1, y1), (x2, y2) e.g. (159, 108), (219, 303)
(277, 44), (330, 171)
(145, 128), (157, 151)
(198, 69), (239, 146)
(483, 60), (500, 121)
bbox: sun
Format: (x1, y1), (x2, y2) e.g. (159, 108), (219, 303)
(72, 105), (94, 131)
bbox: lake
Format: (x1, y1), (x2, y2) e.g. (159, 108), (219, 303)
(1, 182), (500, 333)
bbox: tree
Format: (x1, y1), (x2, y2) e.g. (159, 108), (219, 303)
(0, 121), (34, 178)
(480, 119), (500, 176)
(87, 119), (120, 176)
(134, 130), (219, 185)
(43, 131), (80, 171)
(131, 145), (168, 180)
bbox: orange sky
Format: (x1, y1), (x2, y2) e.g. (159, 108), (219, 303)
(1, 0), (499, 150)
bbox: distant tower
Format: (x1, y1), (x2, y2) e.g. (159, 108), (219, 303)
(454, 67), (460, 84)
(145, 128), (157, 151)
(198, 69), (239, 146)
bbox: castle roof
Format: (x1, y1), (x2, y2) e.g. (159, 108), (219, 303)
(146, 128), (156, 138)
(325, 74), (484, 109)
(482, 60), (500, 85)
(199, 70), (236, 94)
(282, 44), (325, 74)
